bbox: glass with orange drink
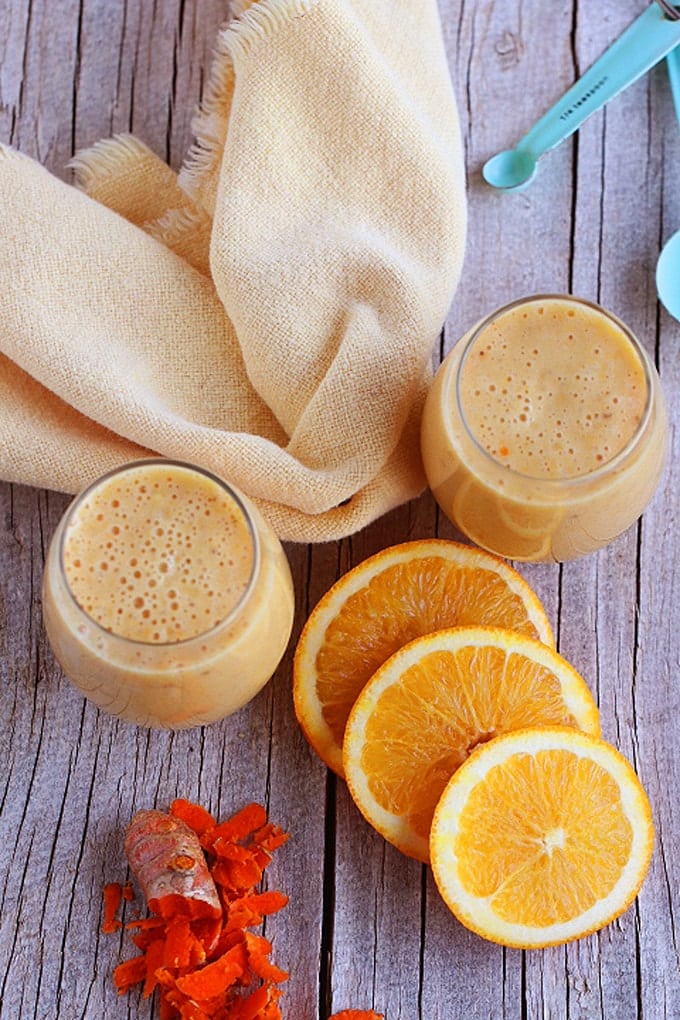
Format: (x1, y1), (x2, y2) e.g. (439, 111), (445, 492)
(421, 295), (668, 561)
(42, 459), (295, 727)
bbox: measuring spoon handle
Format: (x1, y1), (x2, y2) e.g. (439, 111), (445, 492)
(519, 4), (680, 160)
(667, 43), (680, 122)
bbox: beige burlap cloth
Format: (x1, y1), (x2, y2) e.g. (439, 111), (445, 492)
(0, 0), (466, 542)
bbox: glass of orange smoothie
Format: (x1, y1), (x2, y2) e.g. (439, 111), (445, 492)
(421, 295), (668, 562)
(42, 460), (295, 727)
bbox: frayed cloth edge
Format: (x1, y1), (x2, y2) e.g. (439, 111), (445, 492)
(178, 0), (319, 208)
(67, 134), (155, 191)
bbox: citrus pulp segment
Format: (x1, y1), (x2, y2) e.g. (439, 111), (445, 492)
(342, 627), (599, 862)
(293, 540), (554, 776)
(430, 726), (654, 948)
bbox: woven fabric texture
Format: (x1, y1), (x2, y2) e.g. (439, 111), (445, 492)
(0, 0), (466, 542)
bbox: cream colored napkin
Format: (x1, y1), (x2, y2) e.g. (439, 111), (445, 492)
(0, 0), (466, 542)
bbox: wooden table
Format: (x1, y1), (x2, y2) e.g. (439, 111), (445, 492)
(2, 2), (679, 1017)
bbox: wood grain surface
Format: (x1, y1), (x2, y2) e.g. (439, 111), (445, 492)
(1, 2), (679, 1018)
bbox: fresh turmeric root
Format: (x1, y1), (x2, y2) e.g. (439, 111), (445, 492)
(107, 799), (290, 1019)
(125, 809), (222, 922)
(106, 801), (384, 1019)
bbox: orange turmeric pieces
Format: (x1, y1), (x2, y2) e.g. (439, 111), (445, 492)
(328, 1013), (384, 1020)
(125, 809), (223, 922)
(105, 799), (384, 1020)
(102, 882), (124, 934)
(105, 799), (290, 1020)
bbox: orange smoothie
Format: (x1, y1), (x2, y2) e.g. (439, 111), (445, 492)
(43, 460), (295, 727)
(421, 296), (668, 561)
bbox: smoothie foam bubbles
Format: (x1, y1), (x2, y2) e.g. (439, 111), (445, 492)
(459, 298), (647, 479)
(43, 460), (295, 728)
(421, 295), (668, 562)
(62, 463), (255, 643)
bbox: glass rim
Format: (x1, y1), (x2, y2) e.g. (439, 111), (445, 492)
(452, 294), (656, 487)
(56, 458), (261, 649)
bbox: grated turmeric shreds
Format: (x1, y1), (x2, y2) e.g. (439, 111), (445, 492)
(328, 1013), (385, 1020)
(105, 800), (290, 1019)
(102, 882), (124, 934)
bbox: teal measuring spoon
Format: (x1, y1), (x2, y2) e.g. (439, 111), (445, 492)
(483, 2), (680, 190)
(656, 44), (680, 319)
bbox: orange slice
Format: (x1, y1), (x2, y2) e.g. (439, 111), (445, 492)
(430, 726), (654, 948)
(293, 540), (554, 776)
(342, 627), (599, 862)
